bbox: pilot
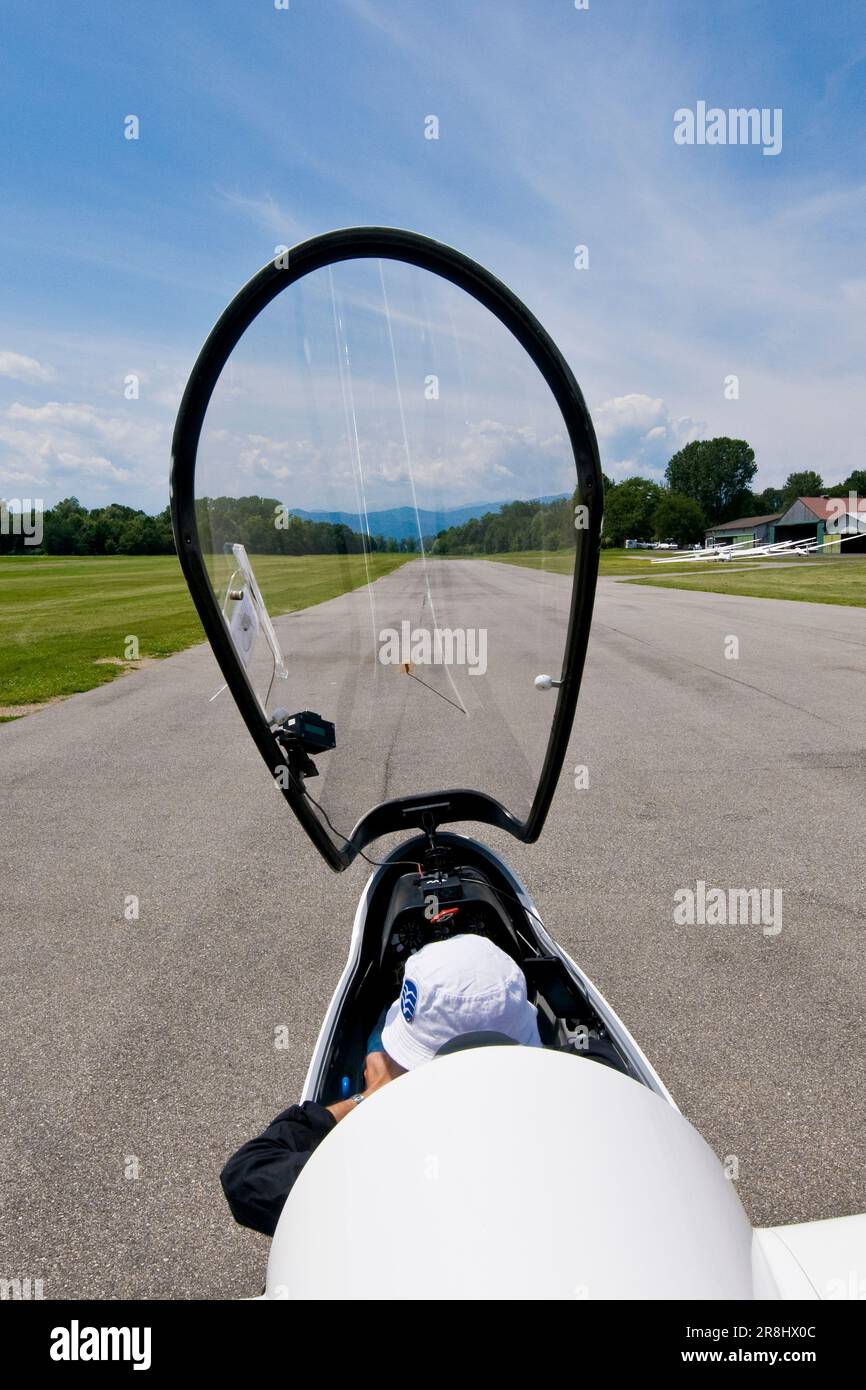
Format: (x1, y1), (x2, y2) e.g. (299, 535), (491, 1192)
(221, 934), (542, 1237)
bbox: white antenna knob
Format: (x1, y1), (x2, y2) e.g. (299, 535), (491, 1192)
(534, 674), (563, 691)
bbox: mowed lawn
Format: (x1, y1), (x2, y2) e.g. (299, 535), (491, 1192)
(486, 548), (866, 604)
(629, 555), (866, 606)
(485, 548), (649, 576)
(0, 553), (409, 711)
(486, 547), (750, 577)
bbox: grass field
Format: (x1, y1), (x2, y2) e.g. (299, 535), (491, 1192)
(6, 547), (863, 716)
(629, 555), (866, 606)
(0, 553), (409, 711)
(487, 547), (866, 606)
(485, 547), (767, 576)
(483, 542), (783, 575)
(484, 548), (649, 576)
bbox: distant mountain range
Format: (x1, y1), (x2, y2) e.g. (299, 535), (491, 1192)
(290, 496), (568, 542)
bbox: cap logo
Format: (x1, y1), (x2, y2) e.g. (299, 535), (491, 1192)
(401, 979), (418, 1023)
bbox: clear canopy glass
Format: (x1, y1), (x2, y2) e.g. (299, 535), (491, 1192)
(194, 257), (585, 843)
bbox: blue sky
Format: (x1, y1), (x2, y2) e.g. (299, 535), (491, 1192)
(1, 0), (864, 513)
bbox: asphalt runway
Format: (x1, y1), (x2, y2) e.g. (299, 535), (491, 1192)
(2, 559), (865, 1298)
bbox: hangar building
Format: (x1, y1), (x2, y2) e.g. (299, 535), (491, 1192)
(705, 497), (866, 553)
(704, 511), (780, 550)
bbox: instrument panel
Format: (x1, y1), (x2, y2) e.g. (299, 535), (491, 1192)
(381, 870), (515, 970)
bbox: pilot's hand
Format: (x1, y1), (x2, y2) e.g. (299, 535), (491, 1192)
(326, 1050), (406, 1124)
(363, 1050), (406, 1093)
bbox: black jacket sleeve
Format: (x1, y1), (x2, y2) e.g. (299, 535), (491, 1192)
(220, 1101), (337, 1237)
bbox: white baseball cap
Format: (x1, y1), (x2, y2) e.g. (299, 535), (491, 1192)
(380, 934), (542, 1070)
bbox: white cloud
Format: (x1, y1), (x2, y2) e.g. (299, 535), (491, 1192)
(49, 449), (132, 483)
(594, 395), (669, 441)
(351, 418), (571, 504)
(0, 426), (133, 490)
(593, 394), (703, 480)
(6, 400), (164, 452)
(0, 351), (55, 384)
(194, 412), (573, 512)
(0, 399), (168, 500)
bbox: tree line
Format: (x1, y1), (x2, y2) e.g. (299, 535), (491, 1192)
(430, 441), (866, 552)
(601, 444), (866, 549)
(0, 498), (176, 556)
(0, 495), (421, 556)
(198, 496), (421, 554)
(4, 445), (863, 557)
(431, 495), (577, 554)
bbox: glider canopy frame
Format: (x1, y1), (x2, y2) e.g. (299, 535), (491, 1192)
(170, 226), (602, 870)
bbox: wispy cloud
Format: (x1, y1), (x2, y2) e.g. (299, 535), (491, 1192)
(213, 188), (306, 242)
(0, 351), (55, 384)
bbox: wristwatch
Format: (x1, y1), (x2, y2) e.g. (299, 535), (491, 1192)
(350, 1093), (365, 1105)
